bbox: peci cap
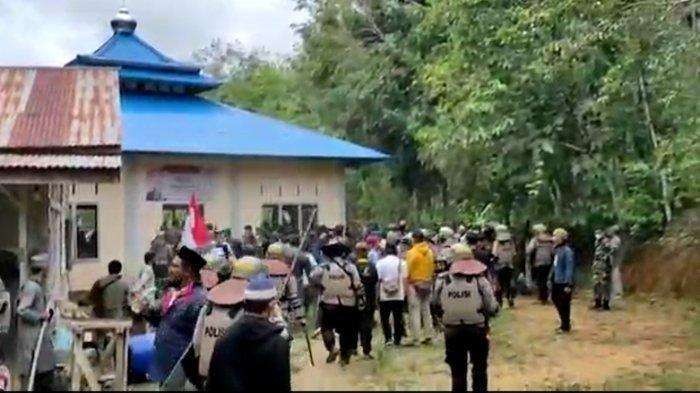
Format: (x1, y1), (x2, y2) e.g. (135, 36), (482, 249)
(177, 246), (207, 272)
(244, 273), (277, 302)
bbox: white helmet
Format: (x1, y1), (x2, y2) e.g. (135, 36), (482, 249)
(439, 226), (455, 239)
(266, 242), (285, 259)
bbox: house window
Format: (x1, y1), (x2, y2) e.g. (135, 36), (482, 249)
(162, 204), (204, 230)
(261, 205), (279, 228)
(281, 205), (300, 233)
(76, 205), (98, 259)
(301, 204), (317, 231)
(261, 204), (318, 235)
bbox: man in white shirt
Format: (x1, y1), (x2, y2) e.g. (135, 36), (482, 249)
(376, 244), (408, 346)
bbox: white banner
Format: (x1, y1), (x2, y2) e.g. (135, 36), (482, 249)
(145, 166), (216, 203)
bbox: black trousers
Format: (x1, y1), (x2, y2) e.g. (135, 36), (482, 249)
(551, 284), (572, 331)
(496, 267), (514, 306)
(21, 370), (54, 391)
(320, 303), (359, 361)
(444, 325), (489, 392)
(379, 300), (405, 345)
(533, 265), (551, 303)
(359, 307), (375, 355)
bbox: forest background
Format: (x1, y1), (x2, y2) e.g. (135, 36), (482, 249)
(194, 0), (699, 251)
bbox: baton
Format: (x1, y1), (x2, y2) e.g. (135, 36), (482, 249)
(161, 341), (193, 389)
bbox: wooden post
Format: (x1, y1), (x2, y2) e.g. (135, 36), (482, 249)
(18, 190), (27, 287)
(114, 330), (125, 391)
(123, 330), (130, 389)
(71, 331), (84, 391)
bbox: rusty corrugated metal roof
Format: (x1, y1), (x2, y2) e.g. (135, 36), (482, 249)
(0, 67), (121, 149)
(0, 154), (121, 169)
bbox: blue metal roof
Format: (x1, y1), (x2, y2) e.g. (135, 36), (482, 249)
(121, 93), (388, 162)
(66, 9), (220, 93)
(85, 32), (180, 67)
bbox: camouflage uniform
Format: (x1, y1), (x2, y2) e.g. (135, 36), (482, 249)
(591, 235), (614, 309)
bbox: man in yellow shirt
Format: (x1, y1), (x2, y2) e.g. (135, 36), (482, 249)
(405, 230), (436, 345)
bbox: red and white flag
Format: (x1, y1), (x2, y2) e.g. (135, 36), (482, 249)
(181, 194), (211, 249)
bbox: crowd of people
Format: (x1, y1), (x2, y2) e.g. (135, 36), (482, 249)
(140, 219), (588, 391)
(0, 218), (623, 392)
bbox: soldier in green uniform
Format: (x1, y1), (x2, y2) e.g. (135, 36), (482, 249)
(591, 230), (614, 311)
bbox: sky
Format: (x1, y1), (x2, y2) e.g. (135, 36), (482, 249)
(0, 0), (309, 66)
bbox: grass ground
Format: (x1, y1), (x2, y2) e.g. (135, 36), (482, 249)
(290, 292), (700, 391)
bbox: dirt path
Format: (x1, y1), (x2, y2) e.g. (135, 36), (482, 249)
(291, 294), (700, 390)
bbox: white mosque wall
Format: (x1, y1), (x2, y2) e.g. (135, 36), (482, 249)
(68, 154), (346, 291)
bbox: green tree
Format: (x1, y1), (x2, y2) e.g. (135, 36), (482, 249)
(202, 0), (699, 241)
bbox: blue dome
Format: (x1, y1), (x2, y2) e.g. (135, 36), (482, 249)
(66, 7), (220, 94)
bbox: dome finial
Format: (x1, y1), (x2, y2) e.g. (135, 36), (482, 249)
(111, 6), (137, 34)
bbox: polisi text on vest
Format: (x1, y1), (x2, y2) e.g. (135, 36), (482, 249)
(447, 290), (473, 299)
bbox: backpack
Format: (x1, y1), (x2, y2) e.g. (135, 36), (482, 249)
(534, 238), (554, 267)
(322, 259), (366, 310)
(382, 260), (402, 296)
(440, 274), (485, 326)
(322, 261), (353, 299)
(495, 242), (515, 269)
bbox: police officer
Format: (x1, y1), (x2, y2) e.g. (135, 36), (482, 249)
(206, 274), (291, 392)
(433, 244), (498, 392)
(493, 225), (516, 308)
(264, 258), (305, 327)
(526, 224), (554, 304)
(432, 240), (455, 333)
(310, 239), (364, 366)
(193, 278), (247, 381)
(193, 255), (268, 385)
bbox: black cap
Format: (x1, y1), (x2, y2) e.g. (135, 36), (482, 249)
(411, 229), (425, 241)
(178, 246), (207, 272)
(465, 230), (480, 245)
(321, 241), (351, 258)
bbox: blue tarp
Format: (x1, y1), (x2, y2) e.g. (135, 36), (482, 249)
(121, 93), (388, 162)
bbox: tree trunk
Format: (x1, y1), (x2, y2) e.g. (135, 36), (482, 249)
(638, 73), (673, 224)
(605, 158), (622, 217)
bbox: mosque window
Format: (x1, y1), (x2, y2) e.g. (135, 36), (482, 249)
(261, 203), (318, 235)
(162, 203), (204, 230)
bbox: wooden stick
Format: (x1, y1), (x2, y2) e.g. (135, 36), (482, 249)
(283, 208), (317, 288)
(283, 208), (317, 367)
(27, 306), (51, 391)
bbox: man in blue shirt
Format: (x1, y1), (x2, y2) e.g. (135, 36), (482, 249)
(551, 228), (575, 333)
